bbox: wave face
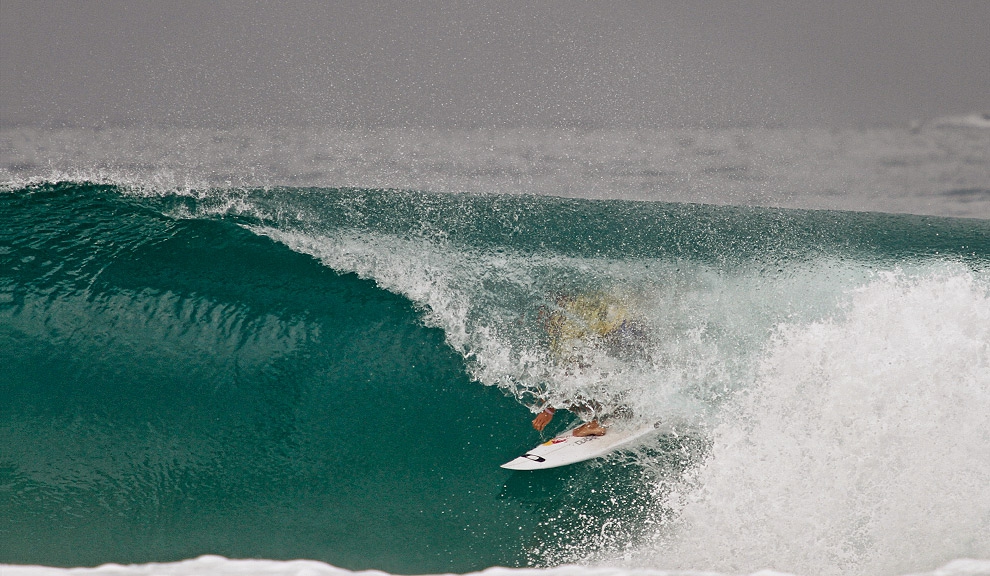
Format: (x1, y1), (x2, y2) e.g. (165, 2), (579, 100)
(2, 181), (989, 575)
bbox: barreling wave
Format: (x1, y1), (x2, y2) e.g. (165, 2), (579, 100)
(2, 181), (989, 575)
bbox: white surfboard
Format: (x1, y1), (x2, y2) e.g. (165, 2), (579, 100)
(501, 421), (660, 470)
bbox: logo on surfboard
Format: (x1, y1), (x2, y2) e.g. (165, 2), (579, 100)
(541, 437), (569, 446)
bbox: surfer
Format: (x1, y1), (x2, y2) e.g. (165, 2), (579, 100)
(531, 291), (643, 437)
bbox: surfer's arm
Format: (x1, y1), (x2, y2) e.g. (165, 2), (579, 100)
(532, 406), (555, 431)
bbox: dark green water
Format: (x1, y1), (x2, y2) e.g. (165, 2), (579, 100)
(2, 182), (988, 572)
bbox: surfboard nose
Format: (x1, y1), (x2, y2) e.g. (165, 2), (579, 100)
(500, 454), (547, 470)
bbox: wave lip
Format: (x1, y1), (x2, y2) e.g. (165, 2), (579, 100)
(4, 124), (990, 218)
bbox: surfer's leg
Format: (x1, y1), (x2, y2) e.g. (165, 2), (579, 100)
(572, 420), (606, 437)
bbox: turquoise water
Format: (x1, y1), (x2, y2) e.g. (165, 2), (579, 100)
(2, 182), (989, 575)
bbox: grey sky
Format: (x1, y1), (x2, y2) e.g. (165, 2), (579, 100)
(2, 1), (988, 128)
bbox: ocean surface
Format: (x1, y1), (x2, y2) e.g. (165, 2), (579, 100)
(2, 125), (989, 576)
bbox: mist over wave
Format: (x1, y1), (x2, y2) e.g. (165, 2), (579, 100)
(3, 125), (989, 218)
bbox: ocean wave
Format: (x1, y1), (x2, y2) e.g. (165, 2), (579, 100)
(3, 182), (989, 574)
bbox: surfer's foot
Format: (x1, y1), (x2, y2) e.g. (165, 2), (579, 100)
(573, 420), (606, 437)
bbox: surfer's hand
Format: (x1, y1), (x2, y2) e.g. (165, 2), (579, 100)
(532, 407), (555, 431)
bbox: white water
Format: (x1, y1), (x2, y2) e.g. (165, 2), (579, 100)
(610, 271), (990, 575)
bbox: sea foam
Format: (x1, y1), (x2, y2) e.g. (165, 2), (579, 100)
(4, 556), (990, 576)
(615, 271), (990, 575)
